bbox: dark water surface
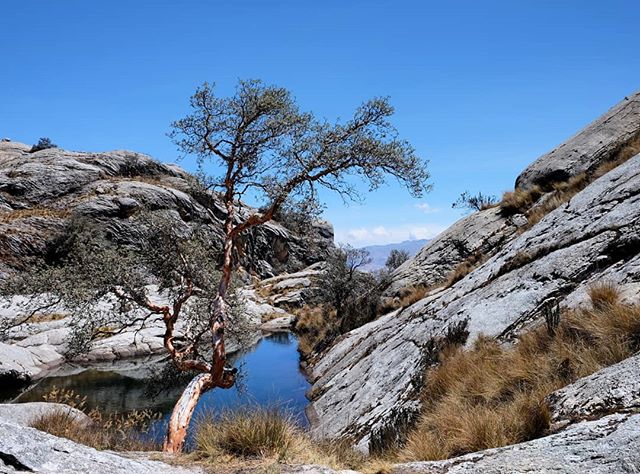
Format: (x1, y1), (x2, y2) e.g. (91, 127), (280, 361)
(13, 332), (310, 444)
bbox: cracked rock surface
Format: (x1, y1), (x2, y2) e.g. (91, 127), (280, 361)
(0, 419), (201, 473)
(516, 91), (640, 190)
(392, 413), (640, 474)
(547, 352), (640, 426)
(308, 153), (640, 451)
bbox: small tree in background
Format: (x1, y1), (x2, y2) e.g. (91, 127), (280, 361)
(385, 249), (410, 271)
(29, 137), (58, 153)
(452, 191), (497, 213)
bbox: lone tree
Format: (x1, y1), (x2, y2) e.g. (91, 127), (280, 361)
(163, 79), (431, 451)
(385, 248), (410, 271)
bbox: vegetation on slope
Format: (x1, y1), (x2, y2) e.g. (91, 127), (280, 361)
(400, 283), (640, 461)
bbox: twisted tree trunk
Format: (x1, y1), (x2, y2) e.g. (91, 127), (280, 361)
(163, 215), (237, 453)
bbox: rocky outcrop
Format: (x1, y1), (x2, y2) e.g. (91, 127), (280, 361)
(392, 413), (640, 474)
(0, 402), (91, 427)
(384, 208), (523, 297)
(0, 419), (201, 473)
(0, 141), (333, 280)
(308, 153), (640, 451)
(547, 353), (640, 428)
(516, 91), (640, 190)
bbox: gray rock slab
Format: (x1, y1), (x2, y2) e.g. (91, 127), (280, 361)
(392, 413), (640, 474)
(516, 91), (640, 190)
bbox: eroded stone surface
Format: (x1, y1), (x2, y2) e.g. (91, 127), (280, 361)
(547, 353), (640, 426)
(0, 419), (201, 473)
(516, 91), (640, 190)
(309, 154), (640, 451)
(392, 413), (640, 474)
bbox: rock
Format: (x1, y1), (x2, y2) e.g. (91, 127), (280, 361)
(0, 418), (201, 473)
(546, 353), (640, 427)
(261, 315), (295, 331)
(308, 153), (640, 451)
(0, 341), (48, 381)
(391, 413), (640, 474)
(516, 91), (640, 190)
(0, 142), (333, 280)
(0, 402), (91, 427)
(384, 208), (518, 298)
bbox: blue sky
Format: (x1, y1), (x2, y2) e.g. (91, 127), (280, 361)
(1, 1), (639, 245)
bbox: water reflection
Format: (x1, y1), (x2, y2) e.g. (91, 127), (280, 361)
(12, 332), (310, 443)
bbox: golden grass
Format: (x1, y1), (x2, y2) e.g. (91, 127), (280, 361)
(400, 283), (640, 462)
(193, 407), (374, 472)
(499, 186), (544, 216)
(31, 387), (159, 451)
(293, 305), (335, 359)
(443, 253), (486, 288)
(0, 207), (70, 223)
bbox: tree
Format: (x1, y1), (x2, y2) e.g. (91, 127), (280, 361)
(29, 137), (57, 153)
(163, 79), (430, 451)
(385, 249), (410, 271)
(452, 191), (497, 213)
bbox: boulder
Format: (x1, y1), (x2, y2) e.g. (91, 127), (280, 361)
(0, 402), (91, 427)
(0, 418), (201, 473)
(547, 353), (640, 427)
(516, 91), (640, 190)
(308, 154), (640, 451)
(392, 413), (640, 474)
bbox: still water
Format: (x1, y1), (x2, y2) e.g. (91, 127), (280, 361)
(12, 332), (310, 444)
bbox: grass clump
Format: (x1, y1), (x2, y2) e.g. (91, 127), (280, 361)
(401, 283), (640, 462)
(193, 407), (374, 472)
(30, 387), (159, 451)
(195, 408), (297, 459)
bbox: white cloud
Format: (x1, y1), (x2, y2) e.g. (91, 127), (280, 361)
(335, 223), (448, 246)
(415, 203), (439, 214)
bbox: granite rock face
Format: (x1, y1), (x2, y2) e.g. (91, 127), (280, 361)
(308, 153), (640, 451)
(392, 413), (640, 474)
(516, 91), (640, 190)
(0, 419), (201, 473)
(547, 353), (640, 427)
(384, 208), (521, 298)
(0, 142), (333, 280)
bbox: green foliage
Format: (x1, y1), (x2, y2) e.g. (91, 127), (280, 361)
(385, 249), (410, 271)
(170, 79), (431, 226)
(29, 137), (57, 153)
(0, 213), (230, 360)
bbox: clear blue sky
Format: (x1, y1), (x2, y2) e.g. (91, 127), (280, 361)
(1, 1), (638, 245)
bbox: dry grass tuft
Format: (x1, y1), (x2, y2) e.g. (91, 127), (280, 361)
(293, 305), (335, 360)
(31, 387), (159, 451)
(0, 207), (71, 223)
(401, 283), (640, 462)
(499, 186), (544, 216)
(443, 253), (486, 288)
(194, 407), (370, 471)
(501, 133), (640, 229)
(195, 408), (298, 459)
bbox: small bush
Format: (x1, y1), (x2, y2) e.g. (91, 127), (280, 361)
(452, 191), (497, 213)
(29, 137), (57, 153)
(401, 283), (640, 462)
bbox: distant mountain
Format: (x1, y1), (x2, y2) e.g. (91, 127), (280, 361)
(360, 239), (429, 272)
